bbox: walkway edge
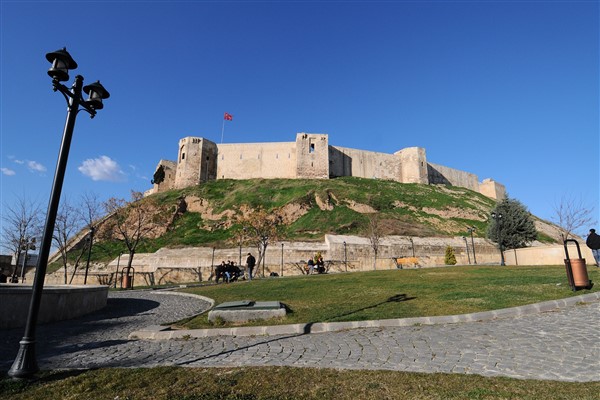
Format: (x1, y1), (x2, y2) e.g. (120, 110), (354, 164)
(129, 291), (600, 340)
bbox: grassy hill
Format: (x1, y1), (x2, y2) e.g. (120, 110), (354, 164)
(71, 177), (555, 265)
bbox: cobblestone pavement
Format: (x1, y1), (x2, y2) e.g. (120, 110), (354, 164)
(1, 290), (599, 382)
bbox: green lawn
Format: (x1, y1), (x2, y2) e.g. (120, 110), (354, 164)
(178, 265), (600, 329)
(3, 265), (598, 399)
(2, 366), (599, 400)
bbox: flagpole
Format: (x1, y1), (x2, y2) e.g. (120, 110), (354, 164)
(221, 119), (225, 144)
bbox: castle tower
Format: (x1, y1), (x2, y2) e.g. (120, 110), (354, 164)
(151, 159), (177, 193)
(394, 147), (428, 184)
(174, 137), (218, 189)
(479, 178), (506, 200)
(295, 133), (330, 179)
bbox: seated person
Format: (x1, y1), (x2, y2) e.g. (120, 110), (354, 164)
(215, 261), (227, 283)
(315, 254), (325, 273)
(307, 259), (315, 274)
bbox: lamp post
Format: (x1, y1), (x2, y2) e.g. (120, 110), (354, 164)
(280, 243), (284, 277)
(114, 252), (122, 289)
(19, 238), (37, 283)
(343, 241), (347, 272)
(211, 247), (215, 277)
(468, 227), (477, 264)
(9, 48), (109, 379)
(409, 237), (415, 257)
(462, 236), (471, 264)
(83, 227), (95, 285)
(491, 212), (505, 266)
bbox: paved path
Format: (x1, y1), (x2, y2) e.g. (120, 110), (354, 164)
(1, 290), (599, 382)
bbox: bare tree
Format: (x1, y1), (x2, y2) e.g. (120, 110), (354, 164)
(73, 191), (104, 284)
(552, 195), (596, 241)
(101, 191), (171, 276)
(53, 197), (85, 284)
(237, 206), (283, 278)
(1, 195), (43, 268)
(368, 215), (381, 270)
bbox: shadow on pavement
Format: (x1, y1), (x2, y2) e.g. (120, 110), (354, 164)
(0, 298), (161, 370)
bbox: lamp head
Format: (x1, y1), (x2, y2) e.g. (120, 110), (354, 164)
(46, 48), (77, 82)
(83, 80), (110, 110)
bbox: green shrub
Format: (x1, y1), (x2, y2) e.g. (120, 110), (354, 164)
(444, 246), (457, 265)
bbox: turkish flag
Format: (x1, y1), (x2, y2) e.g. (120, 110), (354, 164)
(224, 112), (233, 121)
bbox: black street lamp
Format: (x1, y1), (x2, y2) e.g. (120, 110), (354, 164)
(83, 227), (95, 285)
(468, 227), (477, 264)
(9, 48), (109, 379)
(18, 238), (37, 283)
(462, 236), (471, 264)
(343, 241), (347, 272)
(114, 252), (122, 289)
(491, 212), (505, 266)
(211, 247), (216, 277)
(409, 237), (415, 257)
(280, 243), (284, 277)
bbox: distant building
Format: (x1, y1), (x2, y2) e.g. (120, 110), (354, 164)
(147, 133), (506, 200)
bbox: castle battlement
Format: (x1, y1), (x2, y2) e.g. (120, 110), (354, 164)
(147, 133), (506, 200)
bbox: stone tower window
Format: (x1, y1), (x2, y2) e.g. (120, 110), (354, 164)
(309, 142), (315, 153)
(181, 153), (185, 160)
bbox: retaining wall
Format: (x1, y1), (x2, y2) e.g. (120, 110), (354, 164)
(0, 284), (109, 329)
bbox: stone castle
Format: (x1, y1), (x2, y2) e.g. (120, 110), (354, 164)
(147, 133), (506, 200)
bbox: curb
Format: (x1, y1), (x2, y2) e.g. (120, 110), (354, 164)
(129, 291), (600, 340)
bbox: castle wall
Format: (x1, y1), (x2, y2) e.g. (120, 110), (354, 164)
(296, 133), (329, 179)
(427, 162), (479, 192)
(329, 146), (402, 180)
(216, 142), (297, 179)
(145, 133), (505, 201)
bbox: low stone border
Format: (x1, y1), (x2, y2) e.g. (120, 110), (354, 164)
(1, 284), (109, 329)
(129, 291), (600, 340)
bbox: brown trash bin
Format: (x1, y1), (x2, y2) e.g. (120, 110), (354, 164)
(122, 275), (132, 289)
(120, 266), (135, 289)
(563, 239), (593, 291)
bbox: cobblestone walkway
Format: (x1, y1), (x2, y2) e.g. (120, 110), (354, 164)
(1, 290), (599, 382)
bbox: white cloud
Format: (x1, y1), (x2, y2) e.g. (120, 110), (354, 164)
(1, 167), (16, 176)
(13, 159), (24, 165)
(78, 156), (127, 182)
(27, 161), (47, 173)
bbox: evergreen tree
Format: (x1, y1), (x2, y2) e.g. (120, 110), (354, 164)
(487, 197), (537, 250)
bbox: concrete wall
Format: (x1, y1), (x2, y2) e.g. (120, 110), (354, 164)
(216, 142), (297, 179)
(90, 235), (503, 287)
(0, 284), (108, 329)
(503, 244), (596, 266)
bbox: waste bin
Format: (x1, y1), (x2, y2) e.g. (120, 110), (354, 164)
(122, 275), (132, 289)
(563, 239), (593, 291)
(120, 266), (135, 289)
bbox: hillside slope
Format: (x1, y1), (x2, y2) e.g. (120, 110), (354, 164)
(118, 178), (556, 255)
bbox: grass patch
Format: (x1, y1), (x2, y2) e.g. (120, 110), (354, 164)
(2, 366), (599, 400)
(178, 265), (599, 329)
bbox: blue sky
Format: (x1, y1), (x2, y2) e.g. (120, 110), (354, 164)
(1, 0), (598, 237)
